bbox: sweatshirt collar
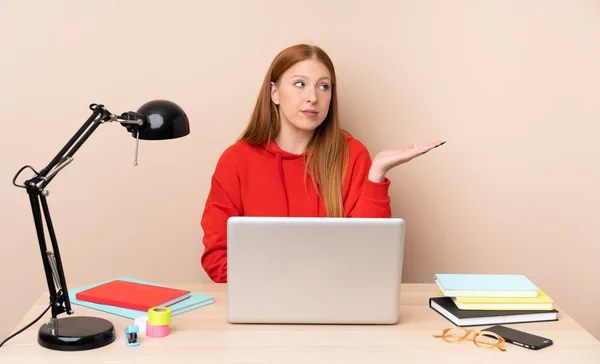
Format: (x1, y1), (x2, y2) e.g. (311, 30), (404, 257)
(265, 139), (306, 159)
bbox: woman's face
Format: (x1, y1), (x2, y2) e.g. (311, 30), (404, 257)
(271, 58), (332, 134)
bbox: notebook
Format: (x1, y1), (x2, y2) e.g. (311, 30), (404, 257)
(452, 290), (554, 310)
(429, 297), (558, 327)
(434, 274), (539, 298)
(75, 279), (191, 311)
(69, 277), (214, 319)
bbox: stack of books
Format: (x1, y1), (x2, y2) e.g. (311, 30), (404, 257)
(429, 273), (559, 327)
(69, 276), (215, 319)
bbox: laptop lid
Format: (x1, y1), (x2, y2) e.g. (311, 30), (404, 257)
(226, 217), (405, 324)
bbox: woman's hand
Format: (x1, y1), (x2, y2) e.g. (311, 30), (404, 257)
(368, 140), (446, 182)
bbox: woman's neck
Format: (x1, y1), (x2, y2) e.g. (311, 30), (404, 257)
(274, 123), (314, 154)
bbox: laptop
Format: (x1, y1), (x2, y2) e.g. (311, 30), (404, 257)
(226, 216), (406, 324)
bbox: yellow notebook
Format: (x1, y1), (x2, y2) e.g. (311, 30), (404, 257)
(452, 290), (554, 310)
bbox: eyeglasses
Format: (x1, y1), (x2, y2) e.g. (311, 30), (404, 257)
(433, 327), (506, 352)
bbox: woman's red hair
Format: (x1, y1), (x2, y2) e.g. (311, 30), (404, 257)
(239, 44), (349, 217)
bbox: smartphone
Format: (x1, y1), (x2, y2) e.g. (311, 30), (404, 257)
(482, 325), (553, 350)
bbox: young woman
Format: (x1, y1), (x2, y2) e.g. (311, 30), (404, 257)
(200, 44), (444, 282)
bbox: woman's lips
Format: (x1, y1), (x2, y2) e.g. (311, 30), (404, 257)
(301, 110), (318, 118)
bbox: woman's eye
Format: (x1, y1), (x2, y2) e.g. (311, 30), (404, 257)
(320, 84), (330, 90)
(294, 81), (305, 88)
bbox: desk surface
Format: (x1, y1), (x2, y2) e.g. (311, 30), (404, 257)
(1, 283), (599, 363)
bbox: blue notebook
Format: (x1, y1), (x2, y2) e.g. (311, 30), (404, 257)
(68, 276), (214, 319)
(434, 274), (539, 298)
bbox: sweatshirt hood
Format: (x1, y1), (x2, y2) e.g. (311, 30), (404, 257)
(264, 139), (305, 159)
(264, 132), (354, 158)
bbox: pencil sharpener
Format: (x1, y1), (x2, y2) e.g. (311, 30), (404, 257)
(124, 325), (140, 346)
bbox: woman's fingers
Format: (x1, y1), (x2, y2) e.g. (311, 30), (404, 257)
(420, 140), (446, 154)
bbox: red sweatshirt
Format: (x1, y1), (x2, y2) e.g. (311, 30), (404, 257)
(200, 133), (392, 282)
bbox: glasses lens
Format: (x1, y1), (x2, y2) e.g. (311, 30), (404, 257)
(474, 332), (500, 348)
(443, 327), (469, 342)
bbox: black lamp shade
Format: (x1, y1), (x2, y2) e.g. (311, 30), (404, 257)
(134, 100), (190, 140)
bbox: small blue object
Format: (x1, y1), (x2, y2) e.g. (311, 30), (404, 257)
(124, 325), (140, 346)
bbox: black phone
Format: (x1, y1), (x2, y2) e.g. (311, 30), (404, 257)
(482, 325), (553, 350)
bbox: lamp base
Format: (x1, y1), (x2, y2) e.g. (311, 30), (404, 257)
(38, 316), (115, 351)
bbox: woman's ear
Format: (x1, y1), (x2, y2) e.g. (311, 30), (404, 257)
(270, 82), (279, 105)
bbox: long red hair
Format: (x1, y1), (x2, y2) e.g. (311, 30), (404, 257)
(239, 44), (349, 217)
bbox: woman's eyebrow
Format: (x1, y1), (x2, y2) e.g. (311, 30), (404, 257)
(291, 74), (331, 81)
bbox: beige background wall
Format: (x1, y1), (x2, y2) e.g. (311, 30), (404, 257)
(1, 0), (599, 341)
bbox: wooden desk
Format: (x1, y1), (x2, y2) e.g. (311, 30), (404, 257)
(1, 283), (599, 363)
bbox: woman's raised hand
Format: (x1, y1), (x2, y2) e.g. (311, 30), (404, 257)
(368, 140), (446, 182)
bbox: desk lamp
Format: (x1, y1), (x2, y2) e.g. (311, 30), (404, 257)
(9, 100), (190, 351)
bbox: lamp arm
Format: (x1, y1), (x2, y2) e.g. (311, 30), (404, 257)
(14, 103), (144, 321)
(35, 104), (107, 183)
(35, 105), (144, 189)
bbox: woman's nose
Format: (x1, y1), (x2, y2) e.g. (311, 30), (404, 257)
(307, 87), (317, 103)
